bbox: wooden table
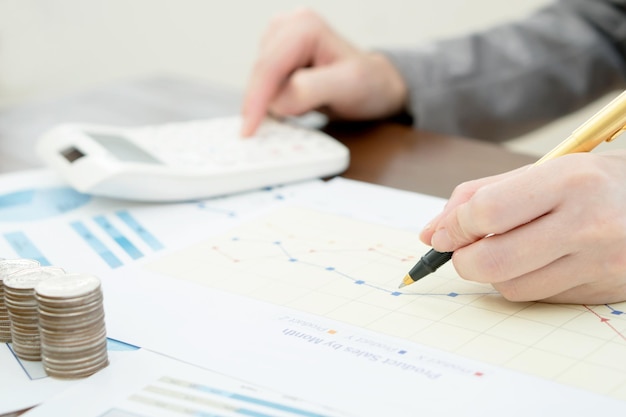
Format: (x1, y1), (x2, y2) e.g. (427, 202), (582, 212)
(326, 121), (535, 198)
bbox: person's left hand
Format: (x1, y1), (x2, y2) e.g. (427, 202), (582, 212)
(419, 150), (626, 304)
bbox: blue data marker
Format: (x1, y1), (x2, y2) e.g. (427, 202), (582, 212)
(606, 304), (625, 315)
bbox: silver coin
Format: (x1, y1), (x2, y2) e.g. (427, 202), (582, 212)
(0, 259), (40, 279)
(44, 358), (109, 379)
(4, 266), (65, 290)
(36, 293), (103, 310)
(40, 329), (107, 348)
(0, 259), (41, 343)
(44, 348), (109, 368)
(38, 303), (104, 319)
(41, 343), (107, 363)
(42, 344), (108, 363)
(40, 317), (106, 332)
(25, 271), (110, 379)
(40, 326), (107, 347)
(9, 323), (40, 335)
(42, 354), (108, 375)
(35, 274), (101, 299)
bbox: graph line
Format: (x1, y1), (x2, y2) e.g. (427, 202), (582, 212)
(213, 237), (497, 298)
(583, 305), (626, 342)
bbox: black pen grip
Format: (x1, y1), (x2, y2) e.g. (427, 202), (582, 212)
(407, 249), (453, 282)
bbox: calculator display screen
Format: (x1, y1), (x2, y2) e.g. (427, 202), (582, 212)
(87, 132), (162, 164)
(61, 146), (85, 163)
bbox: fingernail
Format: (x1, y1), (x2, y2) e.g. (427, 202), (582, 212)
(421, 222), (432, 232)
(431, 229), (454, 252)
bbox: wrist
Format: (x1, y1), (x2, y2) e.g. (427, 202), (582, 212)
(368, 52), (409, 117)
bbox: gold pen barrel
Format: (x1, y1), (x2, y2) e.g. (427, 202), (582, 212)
(536, 90), (626, 165)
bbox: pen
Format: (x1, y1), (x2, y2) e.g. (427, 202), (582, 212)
(399, 89), (626, 289)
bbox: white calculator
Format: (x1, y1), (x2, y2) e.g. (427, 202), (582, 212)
(35, 116), (350, 202)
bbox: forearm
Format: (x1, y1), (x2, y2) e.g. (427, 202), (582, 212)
(382, 0), (626, 141)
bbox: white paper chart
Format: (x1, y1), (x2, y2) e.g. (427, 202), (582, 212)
(146, 206), (626, 401)
(21, 349), (351, 417)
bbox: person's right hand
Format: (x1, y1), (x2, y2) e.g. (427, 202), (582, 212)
(419, 151), (626, 305)
(241, 8), (408, 136)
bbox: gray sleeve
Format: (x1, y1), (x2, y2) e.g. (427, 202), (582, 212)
(381, 0), (626, 141)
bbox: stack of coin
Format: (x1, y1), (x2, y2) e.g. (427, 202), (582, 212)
(3, 266), (65, 360)
(35, 273), (109, 379)
(0, 259), (40, 343)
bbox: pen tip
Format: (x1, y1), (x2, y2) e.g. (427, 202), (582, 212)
(398, 273), (414, 289)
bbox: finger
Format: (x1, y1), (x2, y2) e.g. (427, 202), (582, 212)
(419, 212), (445, 245)
(241, 91), (271, 137)
(431, 163), (560, 252)
(451, 211), (571, 283)
(492, 255), (596, 302)
(540, 281), (626, 304)
(420, 167), (528, 245)
(241, 56), (305, 136)
(241, 25), (318, 136)
(269, 62), (359, 116)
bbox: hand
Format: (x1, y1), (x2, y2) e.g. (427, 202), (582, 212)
(419, 151), (626, 304)
(241, 8), (408, 136)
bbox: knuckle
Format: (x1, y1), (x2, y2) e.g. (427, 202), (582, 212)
(447, 211), (474, 246)
(446, 194), (494, 245)
(266, 8), (323, 37)
(559, 154), (610, 190)
(603, 250), (626, 278)
(271, 73), (311, 114)
(477, 248), (508, 280)
(453, 244), (507, 283)
(449, 180), (479, 203)
(291, 7), (322, 21)
(271, 8), (323, 30)
(467, 187), (502, 230)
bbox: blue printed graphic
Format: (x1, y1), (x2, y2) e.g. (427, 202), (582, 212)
(0, 187), (91, 222)
(3, 231), (50, 265)
(116, 210), (164, 251)
(94, 215), (143, 260)
(70, 221), (123, 268)
(106, 338), (140, 351)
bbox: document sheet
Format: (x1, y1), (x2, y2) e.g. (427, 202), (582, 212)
(1, 170), (625, 416)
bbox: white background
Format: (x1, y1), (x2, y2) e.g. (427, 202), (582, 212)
(1, 0), (623, 155)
